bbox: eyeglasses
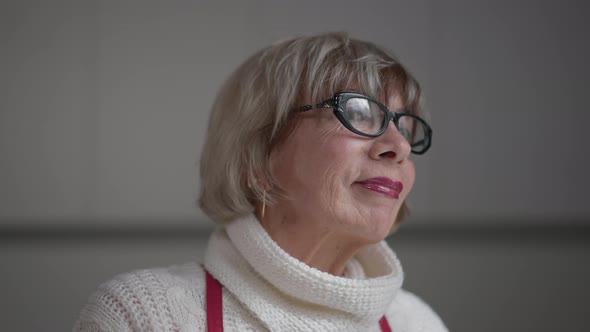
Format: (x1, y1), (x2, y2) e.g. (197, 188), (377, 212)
(293, 92), (433, 154)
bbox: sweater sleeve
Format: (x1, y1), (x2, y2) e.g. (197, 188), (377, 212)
(72, 269), (181, 332)
(73, 278), (136, 332)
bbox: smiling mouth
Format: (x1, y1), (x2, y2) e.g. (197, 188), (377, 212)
(354, 177), (403, 199)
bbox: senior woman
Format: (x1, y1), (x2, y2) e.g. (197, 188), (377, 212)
(74, 32), (447, 331)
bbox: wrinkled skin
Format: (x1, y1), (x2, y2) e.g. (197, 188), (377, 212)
(259, 94), (415, 275)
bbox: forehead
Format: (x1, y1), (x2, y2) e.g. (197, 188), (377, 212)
(385, 93), (405, 111)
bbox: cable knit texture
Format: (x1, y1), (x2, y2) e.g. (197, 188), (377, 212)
(74, 214), (448, 331)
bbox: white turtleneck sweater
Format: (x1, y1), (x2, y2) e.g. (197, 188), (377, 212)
(74, 215), (448, 331)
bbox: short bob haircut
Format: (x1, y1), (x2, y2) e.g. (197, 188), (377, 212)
(199, 32), (423, 226)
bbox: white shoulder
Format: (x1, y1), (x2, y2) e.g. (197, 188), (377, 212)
(73, 263), (208, 332)
(386, 288), (449, 332)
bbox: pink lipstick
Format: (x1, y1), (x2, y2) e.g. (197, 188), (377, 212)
(355, 177), (403, 199)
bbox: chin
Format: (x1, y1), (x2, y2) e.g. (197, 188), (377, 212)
(364, 210), (399, 241)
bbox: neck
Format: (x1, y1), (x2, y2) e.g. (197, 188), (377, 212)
(256, 207), (364, 276)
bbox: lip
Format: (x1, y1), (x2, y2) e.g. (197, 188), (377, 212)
(355, 177), (403, 199)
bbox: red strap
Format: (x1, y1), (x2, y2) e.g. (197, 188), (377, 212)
(379, 315), (393, 332)
(205, 270), (224, 332)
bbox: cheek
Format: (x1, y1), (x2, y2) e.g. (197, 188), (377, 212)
(312, 145), (366, 216)
(271, 119), (365, 207)
(318, 163), (351, 202)
(272, 139), (359, 200)
(314, 137), (361, 188)
(300, 147), (356, 197)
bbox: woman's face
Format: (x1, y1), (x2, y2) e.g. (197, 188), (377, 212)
(269, 92), (415, 244)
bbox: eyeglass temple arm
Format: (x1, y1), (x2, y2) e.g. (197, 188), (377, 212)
(292, 100), (335, 113)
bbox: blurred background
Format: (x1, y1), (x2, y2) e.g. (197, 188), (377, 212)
(1, 0), (589, 331)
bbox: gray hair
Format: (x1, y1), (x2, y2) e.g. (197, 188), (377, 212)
(199, 32), (422, 225)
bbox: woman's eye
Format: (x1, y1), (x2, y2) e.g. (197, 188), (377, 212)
(348, 108), (370, 122)
(398, 127), (412, 140)
(345, 98), (374, 123)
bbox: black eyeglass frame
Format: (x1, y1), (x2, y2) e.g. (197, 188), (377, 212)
(293, 92), (433, 155)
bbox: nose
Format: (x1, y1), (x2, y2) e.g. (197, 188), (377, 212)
(369, 120), (412, 163)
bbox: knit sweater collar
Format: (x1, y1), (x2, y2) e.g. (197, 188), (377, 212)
(204, 214), (404, 331)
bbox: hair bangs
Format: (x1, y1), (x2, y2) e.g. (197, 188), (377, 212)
(299, 38), (417, 114)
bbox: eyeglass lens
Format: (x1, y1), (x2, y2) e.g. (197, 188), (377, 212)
(343, 97), (427, 152)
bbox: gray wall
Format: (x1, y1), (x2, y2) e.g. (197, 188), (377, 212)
(1, 0), (589, 331)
